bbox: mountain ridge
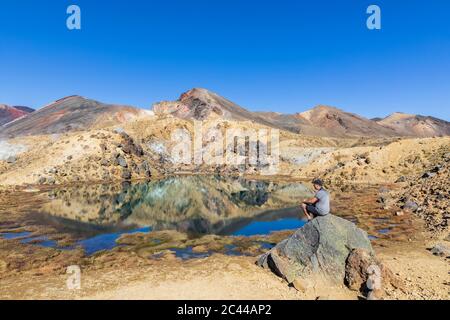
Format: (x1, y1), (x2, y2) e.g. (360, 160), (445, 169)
(0, 96), (151, 137)
(153, 88), (449, 137)
(2, 88), (449, 138)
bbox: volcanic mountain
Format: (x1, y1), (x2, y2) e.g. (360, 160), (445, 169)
(153, 88), (275, 126)
(0, 96), (151, 138)
(293, 105), (399, 137)
(257, 106), (401, 137)
(153, 89), (402, 137)
(376, 112), (450, 137)
(0, 104), (34, 126)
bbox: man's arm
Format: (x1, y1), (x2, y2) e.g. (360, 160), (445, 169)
(303, 197), (318, 205)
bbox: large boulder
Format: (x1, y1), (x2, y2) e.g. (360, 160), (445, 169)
(257, 214), (373, 284)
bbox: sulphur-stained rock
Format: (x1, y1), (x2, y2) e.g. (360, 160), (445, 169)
(257, 215), (373, 284)
(344, 248), (402, 299)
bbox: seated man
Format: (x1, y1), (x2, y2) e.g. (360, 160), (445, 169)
(301, 178), (330, 221)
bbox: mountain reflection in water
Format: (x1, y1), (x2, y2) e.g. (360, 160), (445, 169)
(38, 176), (312, 237)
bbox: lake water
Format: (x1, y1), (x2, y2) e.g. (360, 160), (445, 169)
(0, 176), (398, 257)
(0, 176), (313, 255)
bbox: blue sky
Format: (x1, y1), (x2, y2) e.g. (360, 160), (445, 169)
(0, 0), (449, 120)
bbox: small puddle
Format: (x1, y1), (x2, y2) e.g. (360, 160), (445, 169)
(21, 236), (59, 248)
(77, 226), (151, 255)
(1, 232), (32, 240)
(368, 227), (394, 241)
(377, 228), (392, 235)
(374, 217), (391, 222)
(224, 244), (242, 256)
(170, 247), (212, 260)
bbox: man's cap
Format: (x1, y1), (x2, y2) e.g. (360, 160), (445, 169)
(312, 178), (324, 186)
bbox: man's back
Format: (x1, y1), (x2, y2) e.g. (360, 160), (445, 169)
(315, 188), (330, 215)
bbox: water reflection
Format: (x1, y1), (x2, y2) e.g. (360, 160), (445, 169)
(38, 176), (313, 237)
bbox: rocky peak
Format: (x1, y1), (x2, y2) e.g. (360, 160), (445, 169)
(153, 88), (254, 121)
(0, 104), (30, 126)
(178, 88), (212, 101)
(377, 112), (450, 137)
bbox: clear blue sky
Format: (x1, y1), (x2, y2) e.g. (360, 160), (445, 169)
(0, 0), (449, 120)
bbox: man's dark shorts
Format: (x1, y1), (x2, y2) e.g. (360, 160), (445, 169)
(306, 204), (322, 217)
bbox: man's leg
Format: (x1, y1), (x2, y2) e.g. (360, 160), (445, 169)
(306, 204), (320, 221)
(302, 203), (313, 221)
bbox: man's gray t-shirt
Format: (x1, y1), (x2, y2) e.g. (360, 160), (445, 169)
(315, 188), (330, 215)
